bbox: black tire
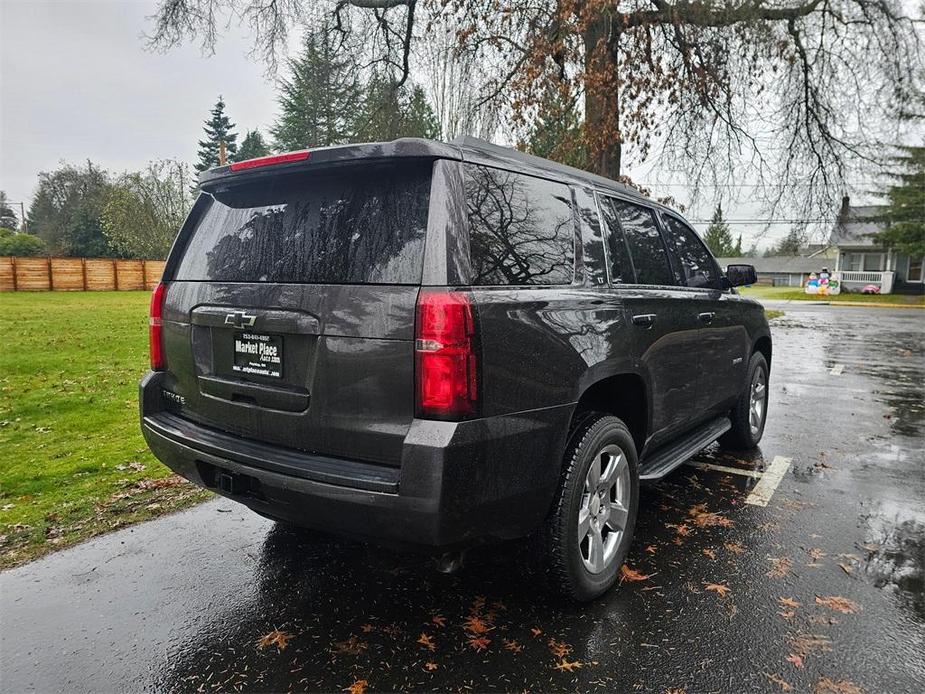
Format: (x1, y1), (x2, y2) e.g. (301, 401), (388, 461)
(719, 351), (769, 450)
(542, 413), (639, 602)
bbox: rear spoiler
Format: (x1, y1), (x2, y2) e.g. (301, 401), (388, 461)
(199, 138), (462, 191)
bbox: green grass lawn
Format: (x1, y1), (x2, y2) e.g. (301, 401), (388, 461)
(740, 285), (925, 305)
(0, 292), (210, 569)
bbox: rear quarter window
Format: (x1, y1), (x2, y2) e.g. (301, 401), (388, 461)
(463, 165), (575, 286)
(175, 162), (432, 284)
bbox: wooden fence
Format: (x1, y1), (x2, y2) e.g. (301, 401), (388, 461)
(0, 256), (166, 292)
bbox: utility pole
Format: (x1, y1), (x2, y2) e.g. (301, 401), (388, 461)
(19, 202), (26, 233)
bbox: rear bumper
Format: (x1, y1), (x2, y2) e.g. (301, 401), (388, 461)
(140, 372), (572, 548)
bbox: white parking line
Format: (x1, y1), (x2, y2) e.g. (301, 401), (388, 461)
(686, 461), (764, 479)
(744, 456), (792, 507)
(830, 364), (845, 375)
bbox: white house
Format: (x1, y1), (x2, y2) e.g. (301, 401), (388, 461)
(830, 197), (923, 294)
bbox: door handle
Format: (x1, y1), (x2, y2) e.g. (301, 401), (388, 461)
(632, 313), (657, 327)
(698, 312), (715, 324)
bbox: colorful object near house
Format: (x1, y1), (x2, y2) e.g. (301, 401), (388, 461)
(861, 284), (881, 294)
(805, 272), (841, 295)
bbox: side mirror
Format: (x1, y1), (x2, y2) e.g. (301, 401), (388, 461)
(725, 264), (757, 288)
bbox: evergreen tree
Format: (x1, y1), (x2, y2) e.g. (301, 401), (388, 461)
(272, 30), (361, 150)
(702, 204), (738, 256)
(234, 130), (272, 161)
(765, 228), (804, 256)
(872, 144), (925, 258)
(354, 77), (441, 142)
(195, 96), (238, 173)
(0, 191), (18, 229)
(526, 86), (588, 169)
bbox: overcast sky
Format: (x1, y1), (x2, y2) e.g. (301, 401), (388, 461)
(1, 0), (278, 208)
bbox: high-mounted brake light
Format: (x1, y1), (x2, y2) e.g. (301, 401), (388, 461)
(229, 150), (311, 171)
(415, 291), (478, 419)
(149, 282), (168, 370)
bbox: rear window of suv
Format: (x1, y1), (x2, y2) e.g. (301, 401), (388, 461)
(175, 162), (432, 285)
(464, 165), (575, 286)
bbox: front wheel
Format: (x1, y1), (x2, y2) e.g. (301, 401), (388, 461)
(719, 351), (769, 450)
(542, 414), (639, 602)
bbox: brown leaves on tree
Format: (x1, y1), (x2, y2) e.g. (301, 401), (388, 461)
(815, 596), (859, 614)
(256, 628), (293, 651)
(704, 582), (731, 596)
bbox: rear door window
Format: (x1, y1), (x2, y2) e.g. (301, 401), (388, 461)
(463, 165), (575, 285)
(607, 198), (674, 286)
(598, 196), (635, 284)
(175, 162), (432, 284)
(662, 215), (722, 289)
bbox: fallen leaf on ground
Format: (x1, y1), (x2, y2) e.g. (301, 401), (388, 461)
(503, 638), (523, 653)
(554, 659), (583, 672)
(332, 636), (367, 656)
(344, 679), (368, 694)
(688, 503), (734, 528)
(807, 547), (826, 561)
(463, 615), (493, 634)
(467, 635), (491, 651)
(702, 548), (716, 560)
(431, 614), (446, 628)
(791, 633), (833, 656)
(786, 654), (804, 668)
(704, 582), (731, 597)
(778, 610), (796, 620)
(256, 629), (293, 651)
(423, 662), (438, 672)
(815, 596), (859, 614)
(767, 557), (793, 578)
(620, 564), (652, 582)
(548, 638), (571, 658)
(838, 563), (853, 575)
(813, 677), (864, 694)
(645, 544), (658, 555)
(417, 633), (436, 651)
(360, 623), (375, 633)
(764, 672), (793, 691)
(666, 523), (692, 536)
(779, 597), (801, 608)
(724, 541), (746, 554)
(664, 689), (687, 694)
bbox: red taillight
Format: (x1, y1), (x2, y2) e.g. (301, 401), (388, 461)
(149, 282), (167, 370)
(415, 290), (478, 419)
(229, 150), (310, 171)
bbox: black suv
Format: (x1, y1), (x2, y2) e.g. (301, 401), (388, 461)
(140, 137), (770, 601)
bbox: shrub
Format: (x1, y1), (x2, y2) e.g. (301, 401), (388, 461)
(0, 232), (46, 256)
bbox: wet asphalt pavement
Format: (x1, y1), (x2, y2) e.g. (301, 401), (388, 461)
(2, 304), (923, 693)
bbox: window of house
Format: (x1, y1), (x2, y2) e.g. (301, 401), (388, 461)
(464, 165), (575, 286)
(863, 253), (884, 272)
(909, 257), (923, 282)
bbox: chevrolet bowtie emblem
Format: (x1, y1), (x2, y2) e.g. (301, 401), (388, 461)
(224, 311), (257, 328)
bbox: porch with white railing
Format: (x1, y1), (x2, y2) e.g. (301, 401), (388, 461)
(839, 270), (895, 292)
